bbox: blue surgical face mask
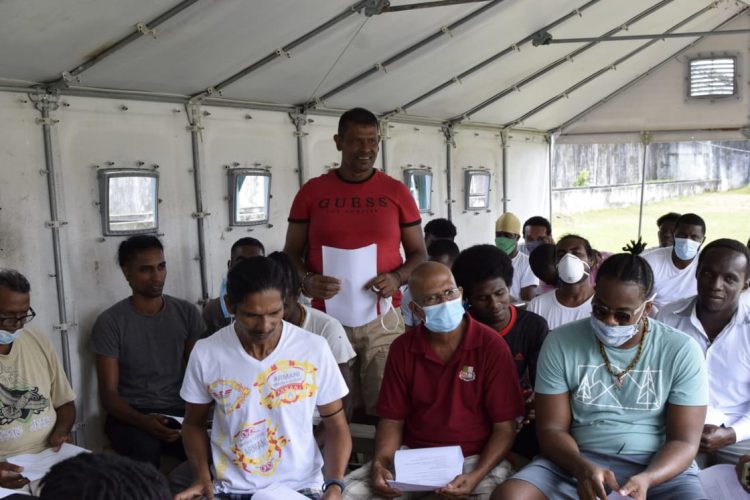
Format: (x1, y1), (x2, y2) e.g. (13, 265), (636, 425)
(523, 240), (542, 255)
(673, 237), (701, 261)
(219, 277), (231, 319)
(590, 301), (649, 347)
(0, 329), (23, 345)
(419, 297), (465, 333)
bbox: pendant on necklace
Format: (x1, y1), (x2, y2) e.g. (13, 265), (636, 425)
(614, 375), (624, 390)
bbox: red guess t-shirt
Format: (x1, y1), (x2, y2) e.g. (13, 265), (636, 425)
(288, 169), (421, 309)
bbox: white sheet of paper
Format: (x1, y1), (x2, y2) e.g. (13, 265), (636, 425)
(385, 446), (464, 492)
(607, 493), (630, 499)
(699, 464), (750, 500)
(0, 487), (29, 498)
(251, 483), (308, 499)
(322, 244), (378, 327)
(7, 443), (90, 481)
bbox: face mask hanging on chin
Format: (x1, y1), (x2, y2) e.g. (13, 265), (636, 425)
(0, 329), (23, 345)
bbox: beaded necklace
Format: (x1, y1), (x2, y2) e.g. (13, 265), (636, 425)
(597, 317), (648, 390)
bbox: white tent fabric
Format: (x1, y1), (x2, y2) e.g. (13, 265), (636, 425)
(0, 0), (745, 131)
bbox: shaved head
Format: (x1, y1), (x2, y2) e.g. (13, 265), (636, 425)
(409, 261), (457, 304)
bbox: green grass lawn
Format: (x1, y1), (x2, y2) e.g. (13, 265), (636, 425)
(554, 185), (750, 253)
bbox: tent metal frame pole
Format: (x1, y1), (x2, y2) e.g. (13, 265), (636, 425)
(450, 0), (675, 124)
(29, 91), (73, 386)
(540, 27), (750, 45)
(304, 0), (506, 111)
(547, 133), (555, 222)
(47, 0), (201, 88)
(290, 110), (308, 188)
(637, 132), (651, 239)
(500, 129), (509, 213)
(559, 126), (748, 137)
(442, 125), (456, 221)
(379, 119), (389, 174)
(503, 4), (716, 128)
(382, 0), (491, 13)
(552, 8), (748, 135)
(197, 1), (367, 98)
(186, 102), (210, 303)
(389, 0), (601, 116)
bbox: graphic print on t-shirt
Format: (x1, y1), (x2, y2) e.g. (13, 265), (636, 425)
(0, 365), (49, 426)
(209, 379), (251, 414)
(575, 364), (661, 411)
(231, 418), (288, 476)
(254, 360), (318, 409)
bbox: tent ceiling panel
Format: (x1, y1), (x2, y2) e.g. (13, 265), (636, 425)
(559, 13), (750, 135)
(0, 0), (177, 83)
(319, 0), (586, 114)
(468, 0), (741, 128)
(77, 0), (356, 95)
(220, 3), (473, 106)
(403, 0), (677, 119)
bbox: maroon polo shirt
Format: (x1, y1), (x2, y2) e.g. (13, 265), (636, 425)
(377, 314), (524, 456)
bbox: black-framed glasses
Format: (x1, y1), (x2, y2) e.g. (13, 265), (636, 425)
(420, 287), (461, 307)
(591, 302), (644, 324)
(0, 307), (36, 329)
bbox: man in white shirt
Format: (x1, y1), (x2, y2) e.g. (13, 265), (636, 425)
(175, 257), (351, 499)
(657, 238), (750, 466)
(643, 213), (706, 309)
(527, 235), (595, 330)
(495, 213), (538, 302)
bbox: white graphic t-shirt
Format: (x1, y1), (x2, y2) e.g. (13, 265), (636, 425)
(180, 321), (348, 494)
(536, 318), (707, 455)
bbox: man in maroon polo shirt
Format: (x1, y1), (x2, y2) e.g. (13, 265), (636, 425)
(343, 262), (524, 499)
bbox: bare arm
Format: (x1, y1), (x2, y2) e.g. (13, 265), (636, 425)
(371, 418), (405, 498)
(95, 355), (179, 442)
(174, 402), (214, 500)
(283, 221), (341, 299)
(520, 285), (538, 302)
(618, 404), (706, 499)
(438, 420), (516, 498)
(536, 392), (618, 500)
(365, 224), (428, 297)
(48, 401), (76, 450)
(318, 399), (351, 499)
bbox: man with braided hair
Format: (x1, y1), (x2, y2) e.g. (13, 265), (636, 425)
(494, 253), (708, 500)
(39, 452), (171, 500)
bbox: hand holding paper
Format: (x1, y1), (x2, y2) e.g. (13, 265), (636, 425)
(322, 244), (378, 327)
(385, 446), (464, 492)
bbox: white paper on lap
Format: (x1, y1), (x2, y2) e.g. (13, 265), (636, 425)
(322, 244), (378, 327)
(0, 487), (30, 497)
(251, 483), (309, 499)
(699, 464), (750, 499)
(386, 446), (464, 492)
(6, 443), (90, 482)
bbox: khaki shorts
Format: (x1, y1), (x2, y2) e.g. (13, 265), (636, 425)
(344, 307), (405, 415)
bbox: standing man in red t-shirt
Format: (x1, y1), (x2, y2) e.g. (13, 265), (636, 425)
(284, 107), (427, 418)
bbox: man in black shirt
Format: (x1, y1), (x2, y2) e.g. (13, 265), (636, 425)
(453, 244), (549, 459)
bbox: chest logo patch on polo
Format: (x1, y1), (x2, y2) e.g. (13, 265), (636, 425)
(255, 360), (318, 409)
(459, 365), (475, 382)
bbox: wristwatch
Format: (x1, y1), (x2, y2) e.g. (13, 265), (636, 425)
(322, 478), (346, 493)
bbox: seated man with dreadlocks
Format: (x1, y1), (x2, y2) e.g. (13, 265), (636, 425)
(493, 252), (709, 500)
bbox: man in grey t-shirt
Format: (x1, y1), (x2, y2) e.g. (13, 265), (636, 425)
(90, 235), (204, 469)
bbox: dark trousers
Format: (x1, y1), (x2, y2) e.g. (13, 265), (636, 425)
(105, 408), (186, 469)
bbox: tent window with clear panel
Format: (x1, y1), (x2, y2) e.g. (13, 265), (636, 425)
(228, 169), (272, 226)
(98, 169), (159, 236)
(688, 56), (737, 98)
(403, 168), (433, 213)
(465, 170), (491, 211)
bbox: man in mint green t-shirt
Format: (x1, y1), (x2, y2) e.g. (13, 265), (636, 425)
(493, 253), (708, 500)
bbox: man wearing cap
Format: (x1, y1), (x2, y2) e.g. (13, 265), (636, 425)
(495, 213), (538, 302)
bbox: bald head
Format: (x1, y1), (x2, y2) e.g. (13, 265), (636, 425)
(409, 261), (458, 305)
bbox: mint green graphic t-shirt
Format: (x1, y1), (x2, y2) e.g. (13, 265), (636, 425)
(536, 317), (707, 455)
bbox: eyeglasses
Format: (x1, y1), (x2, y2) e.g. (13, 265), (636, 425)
(591, 302), (645, 324)
(419, 287), (461, 307)
(0, 308), (36, 329)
